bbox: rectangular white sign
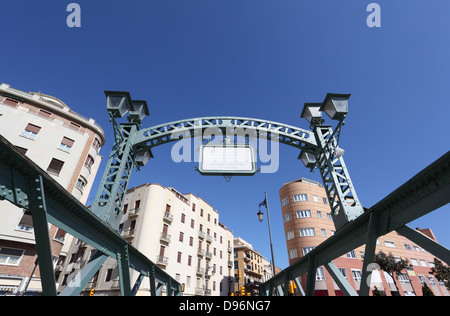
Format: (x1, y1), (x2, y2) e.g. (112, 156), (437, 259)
(199, 145), (256, 174)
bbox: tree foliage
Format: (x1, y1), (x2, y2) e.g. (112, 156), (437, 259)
(429, 258), (450, 290)
(374, 251), (410, 295)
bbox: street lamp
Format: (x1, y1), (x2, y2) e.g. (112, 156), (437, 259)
(299, 92), (364, 230)
(258, 192), (276, 278)
(320, 93), (351, 121)
(129, 100), (149, 125)
(105, 91), (134, 118)
(300, 102), (323, 126)
(299, 150), (317, 169)
(257, 209), (264, 223)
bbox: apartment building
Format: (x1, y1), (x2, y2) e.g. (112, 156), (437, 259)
(280, 178), (449, 296)
(60, 183), (235, 296)
(0, 83), (105, 295)
(233, 237), (266, 296)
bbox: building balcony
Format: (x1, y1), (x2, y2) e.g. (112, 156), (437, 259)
(197, 248), (205, 257)
(205, 234), (212, 243)
(196, 267), (205, 276)
(198, 230), (205, 239)
(163, 212), (173, 223)
(228, 260), (233, 268)
(205, 251), (212, 260)
(160, 232), (171, 244)
(128, 208), (140, 218)
(123, 228), (135, 239)
(195, 287), (203, 295)
(156, 255), (169, 266)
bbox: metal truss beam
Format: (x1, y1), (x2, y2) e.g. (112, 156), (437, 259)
(314, 125), (364, 230)
(260, 150), (450, 295)
(133, 116), (317, 150)
(90, 123), (138, 229)
(0, 135), (180, 296)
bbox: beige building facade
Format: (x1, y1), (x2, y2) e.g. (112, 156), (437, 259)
(0, 83), (105, 295)
(280, 178), (449, 296)
(233, 237), (266, 296)
(61, 183), (235, 296)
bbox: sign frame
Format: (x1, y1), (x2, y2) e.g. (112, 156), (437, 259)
(198, 144), (257, 176)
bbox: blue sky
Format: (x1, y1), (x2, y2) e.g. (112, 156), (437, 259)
(1, 1), (449, 269)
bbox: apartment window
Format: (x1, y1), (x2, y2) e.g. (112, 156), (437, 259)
(385, 240), (396, 248)
(293, 194), (308, 202)
(192, 203), (196, 212)
(418, 275), (426, 285)
(2, 97), (20, 107)
(299, 228), (315, 237)
(410, 258), (419, 266)
(84, 155), (95, 169)
(54, 228), (66, 243)
(316, 267), (325, 281)
(69, 121), (81, 131)
(177, 252), (182, 263)
(296, 210), (311, 218)
(339, 268), (348, 279)
(288, 248), (298, 259)
(346, 251), (357, 259)
(404, 244), (412, 251)
(189, 236), (193, 246)
(398, 273), (410, 284)
(179, 232), (184, 242)
(283, 213), (292, 223)
(420, 260), (427, 267)
(427, 276), (436, 286)
(37, 109), (52, 119)
(59, 137), (75, 152)
(320, 228), (327, 237)
(286, 230), (295, 240)
(313, 195), (319, 203)
(92, 137), (101, 151)
(414, 246), (421, 252)
(351, 269), (362, 282)
(323, 197), (328, 204)
(317, 211), (322, 219)
(0, 247), (24, 266)
(76, 177), (87, 192)
(200, 209), (204, 217)
(105, 269), (113, 282)
(302, 247), (315, 256)
(47, 158), (64, 176)
(281, 197), (289, 207)
(22, 123), (41, 140)
(166, 204), (171, 213)
(181, 213), (186, 223)
(327, 213), (333, 221)
(188, 255), (192, 266)
(17, 211), (33, 232)
(191, 219), (195, 229)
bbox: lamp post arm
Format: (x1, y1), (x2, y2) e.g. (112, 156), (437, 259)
(264, 192), (277, 277)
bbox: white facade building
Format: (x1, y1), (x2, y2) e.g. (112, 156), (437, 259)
(62, 183), (235, 296)
(0, 83), (105, 295)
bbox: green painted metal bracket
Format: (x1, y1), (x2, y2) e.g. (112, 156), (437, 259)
(0, 135), (181, 296)
(28, 175), (57, 296)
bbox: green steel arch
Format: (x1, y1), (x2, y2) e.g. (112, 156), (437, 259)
(132, 116), (318, 150)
